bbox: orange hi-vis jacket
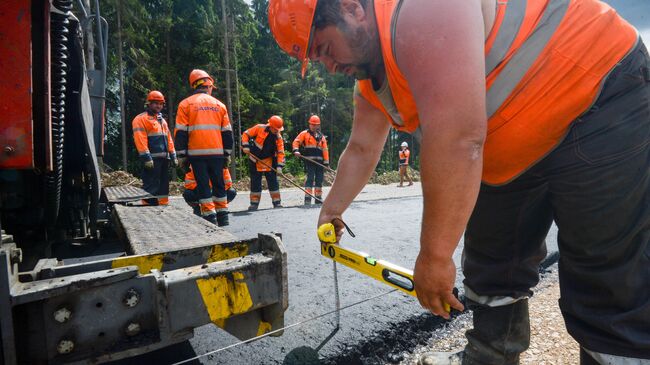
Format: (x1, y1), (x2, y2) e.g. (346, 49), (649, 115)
(174, 90), (233, 158)
(132, 112), (176, 161)
(356, 0), (638, 186)
(399, 149), (410, 166)
(184, 167), (233, 191)
(292, 130), (329, 164)
(242, 124), (285, 172)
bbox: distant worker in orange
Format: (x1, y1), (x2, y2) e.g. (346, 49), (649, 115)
(132, 90), (177, 206)
(293, 115), (329, 205)
(242, 116), (285, 210)
(398, 141), (413, 187)
(174, 69), (233, 226)
(183, 166), (237, 217)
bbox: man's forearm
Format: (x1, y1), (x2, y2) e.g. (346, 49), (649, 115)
(419, 140), (483, 261)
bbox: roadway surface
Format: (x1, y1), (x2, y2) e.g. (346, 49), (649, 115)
(116, 1), (649, 363)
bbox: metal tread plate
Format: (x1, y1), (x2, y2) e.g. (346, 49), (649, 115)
(103, 186), (154, 203)
(112, 204), (238, 255)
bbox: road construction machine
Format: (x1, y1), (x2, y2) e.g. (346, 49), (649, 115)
(0, 1), (288, 363)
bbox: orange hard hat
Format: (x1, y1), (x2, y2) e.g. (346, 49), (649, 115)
(189, 69), (215, 89)
(146, 90), (165, 103)
(268, 0), (318, 78)
(267, 115), (284, 131)
(308, 115), (321, 125)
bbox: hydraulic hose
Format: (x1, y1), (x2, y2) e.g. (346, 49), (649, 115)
(46, 0), (73, 226)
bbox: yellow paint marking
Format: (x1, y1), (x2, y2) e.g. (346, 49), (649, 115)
(196, 271), (253, 325)
(207, 243), (249, 262)
(257, 321), (272, 336)
(112, 254), (164, 275)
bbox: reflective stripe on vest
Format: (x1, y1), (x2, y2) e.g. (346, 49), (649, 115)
(487, 0), (569, 118)
(357, 0), (637, 185)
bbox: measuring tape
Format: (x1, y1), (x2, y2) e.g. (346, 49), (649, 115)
(318, 223), (451, 313)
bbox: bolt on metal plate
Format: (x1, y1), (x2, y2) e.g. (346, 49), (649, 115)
(53, 307), (72, 323)
(57, 339), (74, 354)
(123, 288), (140, 308)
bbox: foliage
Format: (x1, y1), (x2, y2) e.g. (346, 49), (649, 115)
(98, 0), (418, 179)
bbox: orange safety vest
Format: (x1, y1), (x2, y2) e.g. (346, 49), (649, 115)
(292, 130), (329, 163)
(132, 112), (175, 160)
(242, 124), (286, 172)
(399, 149), (410, 166)
(357, 0), (637, 185)
(174, 91), (233, 157)
(184, 167), (233, 190)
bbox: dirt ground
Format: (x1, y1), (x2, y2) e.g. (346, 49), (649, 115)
(400, 266), (580, 365)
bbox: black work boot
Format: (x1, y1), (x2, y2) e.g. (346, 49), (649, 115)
(465, 298), (530, 364)
(204, 214), (217, 225)
(247, 203), (259, 211)
(273, 201), (283, 208)
(304, 196), (312, 206)
(418, 299), (530, 365)
(314, 196), (322, 205)
(216, 211), (229, 227)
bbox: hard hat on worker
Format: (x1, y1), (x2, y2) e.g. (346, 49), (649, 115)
(146, 90), (165, 104)
(268, 115), (285, 132)
(268, 0), (318, 78)
(308, 115), (321, 125)
(189, 69), (215, 89)
(401, 142), (408, 148)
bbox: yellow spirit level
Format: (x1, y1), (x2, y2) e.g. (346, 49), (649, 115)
(318, 223), (451, 312)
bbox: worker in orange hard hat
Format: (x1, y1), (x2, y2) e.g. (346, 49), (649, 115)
(241, 116), (285, 210)
(174, 69), (233, 226)
(292, 115), (329, 205)
(132, 90), (177, 206)
(397, 141), (412, 188)
(269, 0), (650, 362)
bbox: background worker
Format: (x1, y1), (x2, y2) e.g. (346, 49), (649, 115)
(292, 115), (329, 205)
(174, 69), (233, 227)
(242, 116), (286, 210)
(398, 141), (413, 187)
(269, 0), (650, 364)
(183, 165), (237, 216)
(131, 90), (177, 206)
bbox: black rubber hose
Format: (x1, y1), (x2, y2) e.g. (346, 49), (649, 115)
(46, 0), (73, 226)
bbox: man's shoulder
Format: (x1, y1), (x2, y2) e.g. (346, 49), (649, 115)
(132, 112), (148, 122)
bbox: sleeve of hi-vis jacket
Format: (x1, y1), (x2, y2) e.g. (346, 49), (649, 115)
(241, 126), (255, 149)
(276, 135), (285, 167)
(220, 106), (234, 156)
(174, 100), (189, 157)
(163, 120), (176, 159)
(322, 136), (330, 164)
(292, 131), (305, 152)
(132, 116), (152, 161)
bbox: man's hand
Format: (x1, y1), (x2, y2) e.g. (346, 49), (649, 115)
(171, 158), (179, 167)
(293, 151), (301, 156)
(225, 155), (232, 166)
(276, 167), (283, 174)
(242, 147), (250, 155)
(144, 160), (154, 169)
(317, 212), (346, 244)
(414, 252), (464, 319)
(177, 157), (187, 168)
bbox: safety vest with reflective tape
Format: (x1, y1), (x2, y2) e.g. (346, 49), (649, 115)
(242, 124), (286, 172)
(132, 112), (176, 161)
(292, 130), (329, 163)
(174, 91), (234, 158)
(356, 0), (638, 185)
(399, 149), (410, 166)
